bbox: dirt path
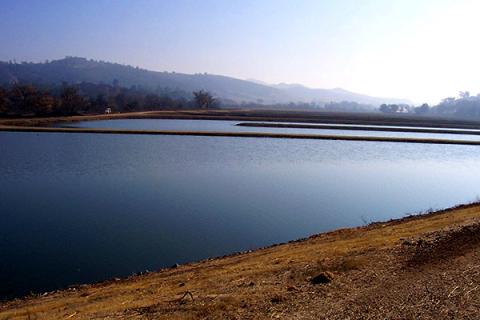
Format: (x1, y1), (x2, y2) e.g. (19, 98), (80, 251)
(1, 203), (480, 319)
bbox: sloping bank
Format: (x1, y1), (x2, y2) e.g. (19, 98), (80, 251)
(2, 125), (480, 146)
(1, 203), (480, 319)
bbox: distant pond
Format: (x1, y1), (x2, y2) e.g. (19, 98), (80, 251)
(56, 118), (480, 141)
(1, 123), (480, 299)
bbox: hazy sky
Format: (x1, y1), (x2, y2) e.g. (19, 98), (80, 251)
(1, 0), (479, 104)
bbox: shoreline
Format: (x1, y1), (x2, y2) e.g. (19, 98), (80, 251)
(3, 110), (480, 146)
(236, 121), (480, 136)
(2, 202), (480, 318)
(0, 109), (480, 146)
(3, 109), (480, 129)
(2, 125), (480, 146)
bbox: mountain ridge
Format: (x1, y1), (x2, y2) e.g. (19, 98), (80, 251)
(0, 57), (411, 106)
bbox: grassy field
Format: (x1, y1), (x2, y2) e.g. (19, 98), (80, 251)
(1, 203), (480, 319)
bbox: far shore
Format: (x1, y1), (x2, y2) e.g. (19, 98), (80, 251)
(2, 202), (480, 319)
(3, 109), (480, 146)
(3, 125), (480, 146)
(236, 121), (480, 136)
(2, 109), (480, 129)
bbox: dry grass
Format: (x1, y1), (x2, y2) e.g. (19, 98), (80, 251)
(1, 203), (480, 319)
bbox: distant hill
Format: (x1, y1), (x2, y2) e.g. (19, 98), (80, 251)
(270, 83), (411, 106)
(0, 57), (410, 106)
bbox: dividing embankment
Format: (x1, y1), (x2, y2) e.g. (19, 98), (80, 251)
(2, 125), (480, 146)
(236, 122), (480, 136)
(3, 110), (480, 146)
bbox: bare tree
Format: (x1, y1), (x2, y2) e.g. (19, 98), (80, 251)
(193, 90), (215, 109)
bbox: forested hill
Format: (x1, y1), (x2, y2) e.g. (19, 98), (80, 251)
(0, 57), (287, 104)
(0, 57), (408, 106)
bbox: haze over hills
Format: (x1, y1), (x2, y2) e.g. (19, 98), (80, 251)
(270, 83), (411, 106)
(0, 57), (410, 107)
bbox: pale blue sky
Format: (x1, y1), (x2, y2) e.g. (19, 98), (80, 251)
(1, 0), (479, 103)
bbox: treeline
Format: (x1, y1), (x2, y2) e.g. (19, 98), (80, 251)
(379, 91), (480, 118)
(230, 100), (375, 112)
(323, 101), (374, 112)
(0, 82), (215, 117)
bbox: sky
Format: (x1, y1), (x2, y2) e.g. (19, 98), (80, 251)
(1, 0), (480, 104)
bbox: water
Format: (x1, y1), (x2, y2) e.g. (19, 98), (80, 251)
(1, 128), (480, 299)
(58, 119), (480, 141)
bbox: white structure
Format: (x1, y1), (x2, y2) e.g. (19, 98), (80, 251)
(105, 107), (112, 114)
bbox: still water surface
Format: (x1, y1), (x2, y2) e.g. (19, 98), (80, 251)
(1, 128), (480, 298)
(60, 119), (480, 141)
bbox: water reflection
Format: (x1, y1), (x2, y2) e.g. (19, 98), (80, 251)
(1, 131), (480, 298)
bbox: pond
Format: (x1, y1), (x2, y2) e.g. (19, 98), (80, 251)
(1, 127), (480, 299)
(56, 119), (480, 141)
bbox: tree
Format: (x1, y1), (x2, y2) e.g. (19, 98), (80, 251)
(8, 84), (39, 114)
(0, 87), (7, 114)
(114, 92), (127, 111)
(125, 100), (139, 112)
(193, 90), (215, 109)
(379, 104), (399, 113)
(0, 81), (216, 116)
(459, 91), (470, 99)
(90, 94), (108, 113)
(414, 103), (430, 115)
(60, 85), (87, 115)
(35, 93), (56, 115)
(441, 97), (456, 105)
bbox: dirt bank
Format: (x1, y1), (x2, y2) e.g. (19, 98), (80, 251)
(237, 121), (480, 136)
(2, 203), (480, 319)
